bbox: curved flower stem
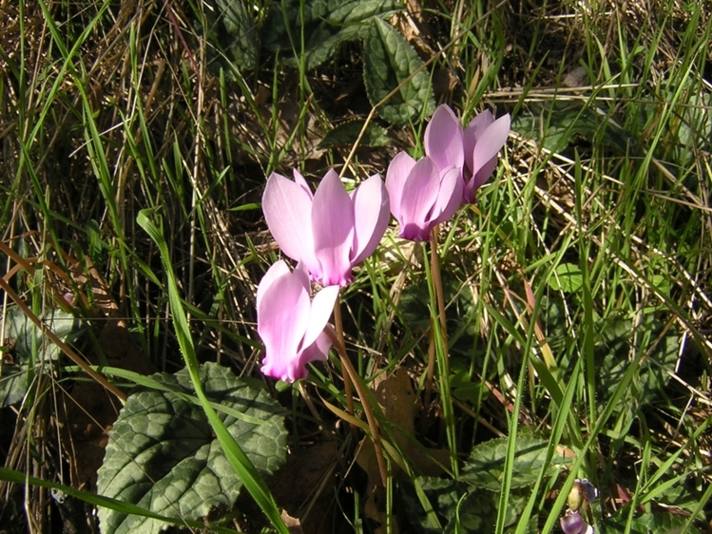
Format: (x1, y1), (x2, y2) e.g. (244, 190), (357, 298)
(333, 328), (388, 487)
(423, 226), (459, 476)
(424, 226), (449, 404)
(332, 298), (354, 416)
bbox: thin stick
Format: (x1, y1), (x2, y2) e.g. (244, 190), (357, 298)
(328, 327), (388, 487)
(332, 297), (355, 416)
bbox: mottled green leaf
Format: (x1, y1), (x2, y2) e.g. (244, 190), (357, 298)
(0, 363), (30, 407)
(460, 433), (569, 492)
(96, 362), (287, 534)
(363, 18), (434, 125)
(327, 0), (401, 26)
(304, 22), (371, 70)
(3, 305), (76, 362)
(0, 306), (77, 407)
(404, 476), (529, 533)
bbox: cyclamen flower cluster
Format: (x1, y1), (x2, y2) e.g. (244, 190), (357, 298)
(387, 105), (511, 241)
(257, 104), (510, 382)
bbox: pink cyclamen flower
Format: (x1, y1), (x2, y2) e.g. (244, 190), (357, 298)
(257, 260), (339, 382)
(425, 104), (511, 203)
(262, 169), (389, 286)
(385, 152), (463, 241)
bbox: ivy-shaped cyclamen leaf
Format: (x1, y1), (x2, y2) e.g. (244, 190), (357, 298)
(96, 362), (287, 534)
(459, 432), (570, 492)
(0, 306), (77, 407)
(327, 0), (401, 26)
(363, 17), (434, 125)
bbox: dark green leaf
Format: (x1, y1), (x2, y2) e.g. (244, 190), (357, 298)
(0, 306), (77, 407)
(96, 362), (287, 533)
(327, 0), (401, 26)
(460, 433), (570, 492)
(363, 18), (434, 125)
(304, 22), (371, 69)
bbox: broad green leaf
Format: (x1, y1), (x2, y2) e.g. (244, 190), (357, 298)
(327, 0), (401, 26)
(0, 306), (77, 407)
(96, 362), (287, 534)
(460, 433), (570, 492)
(548, 262), (584, 293)
(363, 18), (434, 125)
(404, 477), (529, 533)
(3, 305), (76, 362)
(0, 363), (30, 407)
(216, 0), (260, 70)
(262, 0), (401, 70)
(304, 22), (371, 70)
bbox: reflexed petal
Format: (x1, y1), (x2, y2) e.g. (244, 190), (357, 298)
(463, 110), (494, 172)
(257, 266), (311, 379)
(470, 114), (510, 179)
(398, 157), (440, 229)
(263, 173), (315, 263)
(311, 170), (355, 285)
(293, 330), (333, 380)
(385, 151), (416, 218)
(301, 285), (339, 350)
(302, 331), (332, 363)
(351, 174), (390, 265)
(424, 104), (464, 171)
(256, 260), (290, 312)
(432, 166), (464, 225)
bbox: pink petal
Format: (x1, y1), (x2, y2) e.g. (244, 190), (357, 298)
(301, 285), (339, 350)
(351, 174), (390, 265)
(424, 104), (464, 171)
(470, 114), (510, 179)
(311, 170), (355, 285)
(294, 331), (333, 380)
(262, 173), (315, 264)
(465, 157), (498, 202)
(463, 110), (494, 172)
(385, 151), (416, 219)
(398, 157), (441, 230)
(257, 266), (311, 381)
(432, 166), (464, 225)
(256, 260), (290, 312)
(292, 169), (313, 198)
